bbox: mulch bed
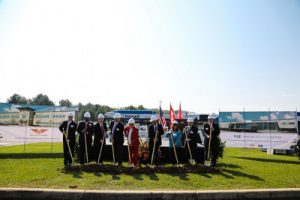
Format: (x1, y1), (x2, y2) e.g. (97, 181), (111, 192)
(64, 164), (221, 174)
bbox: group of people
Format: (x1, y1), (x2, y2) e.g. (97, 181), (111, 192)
(59, 112), (220, 168)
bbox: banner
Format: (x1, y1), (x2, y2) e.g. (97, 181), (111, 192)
(219, 111), (298, 149)
(0, 125), (62, 146)
(219, 131), (297, 149)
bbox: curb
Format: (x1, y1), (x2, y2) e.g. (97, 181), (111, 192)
(0, 188), (299, 200)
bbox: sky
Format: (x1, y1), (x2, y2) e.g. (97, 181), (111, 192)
(0, 0), (300, 113)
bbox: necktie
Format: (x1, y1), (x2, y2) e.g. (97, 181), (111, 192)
(85, 122), (88, 135)
(112, 122), (117, 135)
(66, 121), (71, 138)
(100, 124), (105, 137)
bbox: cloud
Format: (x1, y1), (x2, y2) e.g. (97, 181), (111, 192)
(228, 112), (244, 122)
(284, 113), (295, 120)
(270, 113), (278, 120)
(4, 104), (20, 112)
(259, 116), (269, 121)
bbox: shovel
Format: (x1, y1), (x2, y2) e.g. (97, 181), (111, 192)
(184, 127), (196, 165)
(204, 126), (212, 167)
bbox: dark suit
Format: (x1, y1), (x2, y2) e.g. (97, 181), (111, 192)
(93, 122), (107, 163)
(77, 121), (94, 164)
(182, 125), (201, 163)
(59, 120), (77, 165)
(109, 121), (124, 165)
(147, 123), (164, 164)
(204, 122), (220, 167)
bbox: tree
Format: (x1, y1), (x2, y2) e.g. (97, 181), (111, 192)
(31, 94), (55, 106)
(7, 94), (28, 104)
(137, 105), (146, 110)
(124, 105), (136, 110)
(59, 99), (73, 107)
(77, 103), (115, 121)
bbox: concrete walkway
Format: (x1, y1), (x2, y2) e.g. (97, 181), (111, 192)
(0, 187), (299, 200)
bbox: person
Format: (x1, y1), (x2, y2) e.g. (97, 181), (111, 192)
(147, 115), (164, 166)
(59, 112), (77, 166)
(109, 113), (124, 166)
(166, 120), (182, 165)
(203, 114), (220, 167)
(124, 118), (139, 167)
(77, 112), (94, 165)
(93, 113), (107, 164)
(182, 117), (201, 164)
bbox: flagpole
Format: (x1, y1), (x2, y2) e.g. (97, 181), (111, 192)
(159, 100), (162, 114)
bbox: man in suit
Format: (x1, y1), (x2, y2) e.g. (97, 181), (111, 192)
(203, 114), (220, 167)
(59, 112), (77, 166)
(109, 113), (124, 166)
(77, 112), (94, 165)
(93, 113), (107, 164)
(147, 115), (164, 166)
(182, 117), (201, 164)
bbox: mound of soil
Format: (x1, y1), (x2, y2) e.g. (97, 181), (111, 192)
(65, 164), (221, 174)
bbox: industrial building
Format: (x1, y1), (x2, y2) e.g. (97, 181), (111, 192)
(0, 103), (78, 127)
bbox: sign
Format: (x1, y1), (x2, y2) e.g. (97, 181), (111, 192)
(220, 131), (297, 149)
(0, 125), (62, 146)
(219, 111), (298, 150)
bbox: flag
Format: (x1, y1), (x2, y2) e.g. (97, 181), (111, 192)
(170, 103), (176, 127)
(178, 102), (182, 120)
(158, 104), (167, 127)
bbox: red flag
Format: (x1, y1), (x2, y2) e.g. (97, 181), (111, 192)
(170, 103), (176, 127)
(178, 102), (182, 120)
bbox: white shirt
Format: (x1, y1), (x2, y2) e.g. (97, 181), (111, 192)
(128, 128), (133, 145)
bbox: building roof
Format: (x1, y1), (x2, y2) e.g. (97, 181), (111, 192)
(0, 103), (78, 113)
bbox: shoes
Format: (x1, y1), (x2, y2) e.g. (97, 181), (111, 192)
(129, 164), (134, 168)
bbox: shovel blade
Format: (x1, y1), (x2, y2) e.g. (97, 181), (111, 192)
(189, 159), (196, 165)
(204, 160), (211, 167)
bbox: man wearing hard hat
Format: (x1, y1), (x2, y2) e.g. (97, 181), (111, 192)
(109, 113), (124, 166)
(204, 114), (220, 167)
(124, 118), (139, 167)
(59, 112), (77, 166)
(77, 112), (94, 165)
(182, 117), (201, 164)
(147, 115), (164, 166)
(93, 113), (107, 164)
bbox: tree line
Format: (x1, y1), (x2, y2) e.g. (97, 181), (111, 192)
(6, 93), (161, 121)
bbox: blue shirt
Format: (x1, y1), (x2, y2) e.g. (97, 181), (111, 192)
(166, 130), (182, 148)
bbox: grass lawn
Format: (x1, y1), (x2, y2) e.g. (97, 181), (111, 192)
(0, 143), (299, 190)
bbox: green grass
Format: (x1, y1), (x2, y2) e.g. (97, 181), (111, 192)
(0, 143), (299, 190)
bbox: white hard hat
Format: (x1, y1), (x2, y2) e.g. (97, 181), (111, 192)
(68, 112), (75, 117)
(84, 112), (91, 118)
(187, 117), (194, 123)
(150, 115), (158, 122)
(128, 118), (135, 124)
(172, 120), (178, 125)
(208, 114), (214, 119)
(97, 113), (104, 119)
(114, 113), (121, 119)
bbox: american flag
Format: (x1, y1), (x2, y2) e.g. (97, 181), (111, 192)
(158, 104), (167, 127)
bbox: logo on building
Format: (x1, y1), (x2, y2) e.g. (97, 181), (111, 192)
(31, 129), (48, 134)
